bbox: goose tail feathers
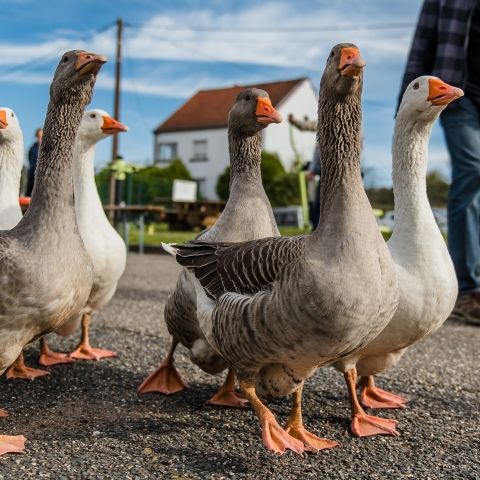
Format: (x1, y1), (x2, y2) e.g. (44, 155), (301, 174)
(161, 242), (179, 257)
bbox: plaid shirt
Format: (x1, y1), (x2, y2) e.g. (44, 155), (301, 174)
(399, 0), (479, 104)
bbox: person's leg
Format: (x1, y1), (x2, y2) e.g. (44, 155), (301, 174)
(441, 97), (480, 323)
(25, 172), (34, 197)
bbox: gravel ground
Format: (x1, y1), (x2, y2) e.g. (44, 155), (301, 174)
(0, 254), (479, 479)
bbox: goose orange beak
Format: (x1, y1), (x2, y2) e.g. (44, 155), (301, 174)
(256, 97), (282, 125)
(427, 78), (464, 106)
(339, 47), (366, 77)
(101, 115), (128, 134)
(75, 52), (107, 77)
(0, 110), (7, 129)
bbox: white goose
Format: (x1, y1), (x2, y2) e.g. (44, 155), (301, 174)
(39, 109), (128, 365)
(333, 76), (462, 433)
(0, 108), (23, 230)
(0, 108), (53, 380)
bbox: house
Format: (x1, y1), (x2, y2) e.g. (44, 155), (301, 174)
(153, 78), (318, 200)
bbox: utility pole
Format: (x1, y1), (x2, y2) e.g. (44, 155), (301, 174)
(109, 18), (123, 217)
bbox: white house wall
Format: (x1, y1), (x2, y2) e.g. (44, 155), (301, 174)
(154, 80), (319, 200)
(155, 128), (229, 200)
(263, 79), (318, 170)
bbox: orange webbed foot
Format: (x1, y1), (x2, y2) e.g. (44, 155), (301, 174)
(261, 412), (305, 455)
(360, 384), (407, 409)
(285, 425), (338, 452)
(0, 409), (9, 418)
(5, 364), (49, 381)
(0, 435), (26, 456)
(207, 389), (249, 409)
(39, 350), (75, 367)
(69, 345), (117, 361)
(351, 412), (399, 437)
(138, 363), (187, 395)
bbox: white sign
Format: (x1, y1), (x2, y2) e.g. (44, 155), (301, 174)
(172, 179), (197, 202)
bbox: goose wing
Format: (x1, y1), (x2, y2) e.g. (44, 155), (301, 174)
(171, 235), (307, 299)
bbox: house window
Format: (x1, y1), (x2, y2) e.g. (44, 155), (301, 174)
(191, 140), (208, 162)
(156, 141), (177, 163)
(195, 178), (206, 198)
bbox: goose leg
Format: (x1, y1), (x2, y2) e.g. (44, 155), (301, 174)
(345, 368), (399, 437)
(284, 383), (338, 452)
(359, 376), (407, 409)
(138, 338), (187, 394)
(38, 337), (75, 367)
(69, 313), (117, 361)
(5, 352), (49, 381)
(239, 379), (304, 455)
(0, 434), (26, 456)
(207, 368), (249, 408)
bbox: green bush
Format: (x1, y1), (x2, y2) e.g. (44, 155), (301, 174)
(95, 158), (192, 205)
(216, 151), (300, 207)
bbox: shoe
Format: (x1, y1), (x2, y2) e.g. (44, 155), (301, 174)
(450, 293), (480, 326)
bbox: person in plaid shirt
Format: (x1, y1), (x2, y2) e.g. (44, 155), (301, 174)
(399, 0), (480, 325)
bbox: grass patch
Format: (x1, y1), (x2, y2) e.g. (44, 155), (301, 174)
(125, 223), (311, 246)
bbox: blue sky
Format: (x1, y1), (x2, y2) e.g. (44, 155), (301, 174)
(0, 0), (449, 187)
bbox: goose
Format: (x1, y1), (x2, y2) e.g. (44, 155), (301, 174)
(166, 44), (399, 454)
(0, 108), (23, 230)
(0, 108), (52, 380)
(0, 50), (105, 456)
(139, 88), (282, 408)
(332, 76), (461, 429)
(38, 109), (128, 365)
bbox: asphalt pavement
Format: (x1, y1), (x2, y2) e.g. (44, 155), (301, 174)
(0, 254), (478, 479)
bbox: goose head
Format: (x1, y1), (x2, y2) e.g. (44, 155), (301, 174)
(321, 43), (365, 98)
(50, 50), (107, 105)
(397, 76), (464, 122)
(77, 109), (128, 147)
(0, 107), (23, 147)
(228, 88), (282, 137)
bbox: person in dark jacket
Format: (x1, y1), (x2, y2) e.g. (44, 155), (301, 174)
(399, 0), (480, 325)
(26, 128), (42, 196)
(307, 144), (321, 230)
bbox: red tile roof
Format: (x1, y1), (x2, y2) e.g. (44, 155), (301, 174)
(154, 78), (307, 134)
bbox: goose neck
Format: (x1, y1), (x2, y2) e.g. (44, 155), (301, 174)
(24, 99), (85, 222)
(228, 130), (262, 181)
(392, 117), (432, 226)
(73, 141), (103, 213)
(317, 95), (363, 220)
(0, 139), (23, 203)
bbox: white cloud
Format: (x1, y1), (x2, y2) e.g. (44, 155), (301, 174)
(0, 2), (416, 71)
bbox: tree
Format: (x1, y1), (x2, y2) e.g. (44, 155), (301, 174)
(216, 151), (300, 207)
(426, 170), (449, 207)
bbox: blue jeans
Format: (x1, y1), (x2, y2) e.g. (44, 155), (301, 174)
(441, 96), (480, 294)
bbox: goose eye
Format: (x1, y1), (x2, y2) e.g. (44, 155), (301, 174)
(11, 113), (14, 118)
(90, 114), (96, 119)
(63, 56), (68, 63)
(413, 82), (419, 90)
(245, 95), (251, 101)
(330, 51), (334, 57)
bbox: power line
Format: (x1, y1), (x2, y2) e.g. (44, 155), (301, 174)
(126, 21), (414, 33)
(122, 43), (151, 131)
(0, 22), (116, 80)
